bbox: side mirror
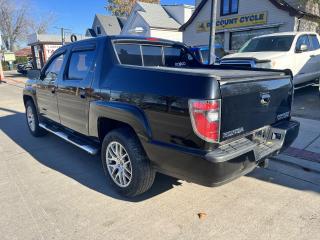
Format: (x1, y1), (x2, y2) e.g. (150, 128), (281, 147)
(27, 69), (41, 80)
(297, 44), (308, 53)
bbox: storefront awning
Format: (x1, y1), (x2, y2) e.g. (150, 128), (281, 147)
(216, 23), (284, 33)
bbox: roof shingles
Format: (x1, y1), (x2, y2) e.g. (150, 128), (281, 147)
(137, 2), (180, 29)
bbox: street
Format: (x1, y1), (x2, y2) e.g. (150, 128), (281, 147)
(0, 75), (320, 240)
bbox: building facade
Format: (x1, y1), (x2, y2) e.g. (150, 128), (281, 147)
(86, 14), (126, 37)
(121, 2), (194, 42)
(181, 0), (320, 51)
(27, 33), (86, 69)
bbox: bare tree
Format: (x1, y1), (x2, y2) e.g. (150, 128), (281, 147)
(30, 13), (56, 34)
(106, 0), (160, 17)
(0, 0), (30, 51)
(0, 0), (55, 51)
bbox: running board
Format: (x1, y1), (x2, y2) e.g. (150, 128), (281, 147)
(39, 123), (99, 155)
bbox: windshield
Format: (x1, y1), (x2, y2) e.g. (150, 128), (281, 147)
(239, 35), (295, 52)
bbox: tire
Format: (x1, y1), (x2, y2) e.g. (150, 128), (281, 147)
(25, 100), (47, 137)
(101, 128), (155, 197)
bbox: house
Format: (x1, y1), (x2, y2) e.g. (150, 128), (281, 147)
(121, 2), (194, 42)
(180, 0), (320, 51)
(86, 14), (126, 37)
(14, 47), (32, 58)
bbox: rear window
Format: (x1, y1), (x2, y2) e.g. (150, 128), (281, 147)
(114, 43), (196, 68)
(141, 45), (163, 66)
(115, 44), (142, 66)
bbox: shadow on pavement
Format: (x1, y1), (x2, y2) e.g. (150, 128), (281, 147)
(247, 166), (320, 194)
(0, 107), (181, 202)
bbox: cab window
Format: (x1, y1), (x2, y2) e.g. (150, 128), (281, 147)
(141, 45), (164, 66)
(309, 35), (320, 50)
(67, 50), (95, 80)
(43, 54), (65, 83)
(296, 35), (312, 52)
(163, 47), (195, 67)
(115, 44), (142, 66)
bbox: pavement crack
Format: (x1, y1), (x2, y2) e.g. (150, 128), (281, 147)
(303, 133), (320, 150)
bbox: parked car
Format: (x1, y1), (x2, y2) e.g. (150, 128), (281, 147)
(189, 44), (227, 64)
(220, 32), (320, 86)
(17, 59), (34, 74)
(23, 36), (299, 197)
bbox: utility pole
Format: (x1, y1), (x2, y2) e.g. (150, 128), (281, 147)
(0, 35), (4, 82)
(0, 53), (4, 82)
(55, 27), (71, 45)
(208, 0), (218, 65)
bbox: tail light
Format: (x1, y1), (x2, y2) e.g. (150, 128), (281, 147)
(189, 99), (221, 143)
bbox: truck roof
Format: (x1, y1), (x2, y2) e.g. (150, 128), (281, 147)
(64, 35), (182, 48)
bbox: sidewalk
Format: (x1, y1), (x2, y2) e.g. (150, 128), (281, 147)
(1, 70), (27, 86)
(282, 117), (320, 163)
(272, 117), (320, 182)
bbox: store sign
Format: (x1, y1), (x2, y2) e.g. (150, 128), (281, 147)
(197, 12), (268, 32)
(44, 45), (61, 59)
(3, 52), (16, 62)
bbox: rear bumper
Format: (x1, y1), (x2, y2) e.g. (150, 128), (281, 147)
(144, 120), (300, 187)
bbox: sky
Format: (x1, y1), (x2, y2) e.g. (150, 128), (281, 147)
(31, 0), (195, 36)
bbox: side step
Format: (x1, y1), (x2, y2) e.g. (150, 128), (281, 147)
(39, 123), (100, 155)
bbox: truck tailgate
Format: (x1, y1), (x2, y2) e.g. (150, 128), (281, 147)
(219, 75), (293, 142)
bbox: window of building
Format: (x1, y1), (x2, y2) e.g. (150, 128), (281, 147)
(67, 50), (95, 80)
(96, 26), (101, 35)
(141, 45), (164, 66)
(221, 0), (239, 16)
(309, 35), (320, 50)
(115, 44), (143, 66)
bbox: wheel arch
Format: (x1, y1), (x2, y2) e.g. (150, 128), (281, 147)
(89, 101), (152, 143)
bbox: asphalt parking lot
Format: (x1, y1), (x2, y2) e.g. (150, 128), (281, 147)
(0, 74), (320, 240)
(292, 85), (320, 120)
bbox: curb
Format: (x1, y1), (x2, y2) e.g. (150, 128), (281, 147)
(271, 154), (320, 174)
(283, 147), (320, 164)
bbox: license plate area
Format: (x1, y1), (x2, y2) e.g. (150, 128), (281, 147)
(252, 126), (286, 161)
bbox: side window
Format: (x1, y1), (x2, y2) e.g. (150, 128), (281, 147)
(309, 35), (320, 50)
(141, 45), (164, 66)
(296, 35), (312, 52)
(67, 50), (95, 80)
(115, 44), (142, 66)
(43, 54), (65, 83)
(96, 26), (101, 35)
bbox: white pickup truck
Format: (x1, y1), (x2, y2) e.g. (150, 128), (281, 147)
(220, 32), (320, 86)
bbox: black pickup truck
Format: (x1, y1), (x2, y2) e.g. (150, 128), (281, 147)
(23, 36), (299, 197)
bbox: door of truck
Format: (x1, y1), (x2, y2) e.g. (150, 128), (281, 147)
(36, 51), (67, 123)
(56, 43), (97, 135)
(293, 34), (316, 85)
